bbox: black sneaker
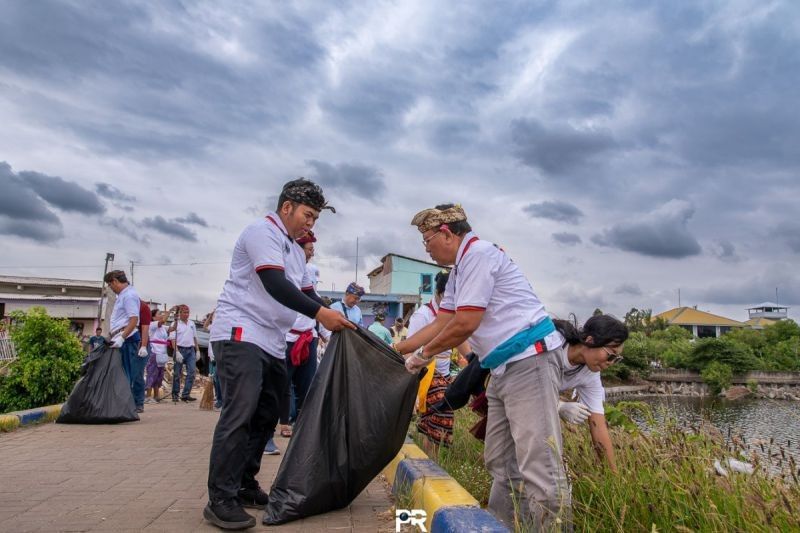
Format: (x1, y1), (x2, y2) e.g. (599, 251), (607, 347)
(237, 486), (269, 509)
(203, 500), (255, 530)
(181, 396), (197, 402)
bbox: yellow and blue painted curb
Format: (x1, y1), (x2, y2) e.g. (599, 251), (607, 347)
(383, 438), (509, 532)
(0, 404), (62, 431)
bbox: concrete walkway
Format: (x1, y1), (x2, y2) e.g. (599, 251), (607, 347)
(0, 401), (394, 532)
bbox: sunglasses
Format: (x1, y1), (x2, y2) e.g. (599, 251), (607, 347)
(603, 346), (624, 364)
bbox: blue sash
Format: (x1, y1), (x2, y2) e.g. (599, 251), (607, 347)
(480, 316), (556, 370)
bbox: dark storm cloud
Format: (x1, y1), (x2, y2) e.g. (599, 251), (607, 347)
(99, 216), (148, 244)
(591, 200), (701, 259)
(0, 162), (61, 224)
(551, 232), (582, 246)
(322, 231), (423, 272)
(175, 212), (208, 227)
(427, 119), (481, 152)
(95, 183), (136, 203)
(510, 118), (617, 175)
(142, 216), (196, 242)
(306, 160), (386, 201)
(615, 283), (643, 296)
(18, 170), (105, 214)
(524, 201), (584, 224)
(0, 217), (63, 243)
(0, 2), (326, 158)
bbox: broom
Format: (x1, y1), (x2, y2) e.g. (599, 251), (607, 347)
(199, 376), (215, 410)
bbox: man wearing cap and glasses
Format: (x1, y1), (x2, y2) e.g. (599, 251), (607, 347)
(395, 203), (571, 530)
(204, 178), (354, 530)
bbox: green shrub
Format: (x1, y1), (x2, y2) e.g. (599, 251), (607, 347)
(0, 308), (84, 413)
(747, 379), (759, 393)
(687, 337), (758, 373)
(701, 361), (733, 396)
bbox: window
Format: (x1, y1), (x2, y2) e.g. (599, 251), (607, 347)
(420, 273), (433, 294)
(697, 325), (717, 338)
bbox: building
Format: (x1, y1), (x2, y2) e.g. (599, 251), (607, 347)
(653, 306), (746, 338)
(744, 302), (790, 329)
(0, 275), (103, 337)
(366, 254), (445, 304)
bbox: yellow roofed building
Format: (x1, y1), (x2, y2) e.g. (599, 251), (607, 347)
(653, 307), (746, 338)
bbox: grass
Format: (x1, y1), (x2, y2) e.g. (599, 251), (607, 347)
(412, 406), (800, 532)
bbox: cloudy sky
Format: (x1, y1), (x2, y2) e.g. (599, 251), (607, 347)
(1, 0), (798, 323)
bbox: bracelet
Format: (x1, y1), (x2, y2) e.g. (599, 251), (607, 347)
(414, 347), (435, 363)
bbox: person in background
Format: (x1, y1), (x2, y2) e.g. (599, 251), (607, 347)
(169, 304), (199, 402)
(553, 315), (628, 473)
(390, 317), (408, 344)
(145, 310), (170, 403)
(330, 283), (364, 327)
(104, 270), (141, 410)
(405, 270), (468, 454)
(368, 312), (393, 344)
(131, 299), (152, 413)
(88, 328), (105, 351)
(265, 230), (320, 453)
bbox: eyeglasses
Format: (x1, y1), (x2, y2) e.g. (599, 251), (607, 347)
(603, 346), (623, 364)
(422, 231), (442, 247)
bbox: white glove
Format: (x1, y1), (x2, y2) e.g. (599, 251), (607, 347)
(111, 335), (124, 348)
(404, 350), (432, 374)
(558, 400), (591, 425)
(137, 346), (149, 358)
(175, 351), (184, 364)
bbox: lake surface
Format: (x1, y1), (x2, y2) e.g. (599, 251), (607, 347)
(612, 395), (800, 473)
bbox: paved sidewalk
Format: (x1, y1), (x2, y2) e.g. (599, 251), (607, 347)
(0, 401), (394, 532)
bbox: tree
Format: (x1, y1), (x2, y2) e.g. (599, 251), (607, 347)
(701, 361), (733, 395)
(592, 308), (604, 317)
(763, 319), (800, 345)
(0, 308), (84, 413)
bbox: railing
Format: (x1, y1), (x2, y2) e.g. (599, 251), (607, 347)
(0, 331), (16, 361)
(647, 368), (800, 384)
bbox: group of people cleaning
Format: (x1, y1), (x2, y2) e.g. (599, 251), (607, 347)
(203, 178), (629, 531)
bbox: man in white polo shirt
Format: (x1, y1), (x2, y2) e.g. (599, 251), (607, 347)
(168, 304), (200, 402)
(104, 270), (143, 412)
(204, 178), (354, 530)
(395, 204), (570, 530)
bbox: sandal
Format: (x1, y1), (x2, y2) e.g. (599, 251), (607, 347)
(280, 425), (293, 438)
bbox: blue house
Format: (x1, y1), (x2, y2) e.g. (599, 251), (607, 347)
(367, 254), (445, 304)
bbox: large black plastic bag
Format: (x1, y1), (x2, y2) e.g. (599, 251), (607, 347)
(264, 326), (419, 525)
(57, 344), (139, 424)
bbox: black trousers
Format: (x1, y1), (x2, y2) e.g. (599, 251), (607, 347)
(208, 340), (288, 502)
(279, 338), (319, 425)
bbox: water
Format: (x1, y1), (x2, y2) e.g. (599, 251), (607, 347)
(613, 395), (800, 474)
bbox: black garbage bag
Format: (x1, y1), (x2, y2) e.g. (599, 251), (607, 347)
(264, 326), (419, 525)
(57, 344), (139, 424)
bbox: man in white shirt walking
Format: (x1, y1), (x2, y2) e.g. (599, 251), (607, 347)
(204, 179), (353, 530)
(169, 305), (199, 402)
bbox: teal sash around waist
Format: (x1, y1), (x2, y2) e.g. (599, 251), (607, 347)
(480, 316), (556, 370)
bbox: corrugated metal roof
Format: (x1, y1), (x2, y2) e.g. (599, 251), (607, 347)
(0, 293), (100, 303)
(0, 275), (102, 289)
(654, 307), (745, 327)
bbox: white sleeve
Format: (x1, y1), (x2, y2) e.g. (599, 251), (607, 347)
(245, 224), (286, 273)
(576, 373), (606, 414)
(407, 309), (428, 337)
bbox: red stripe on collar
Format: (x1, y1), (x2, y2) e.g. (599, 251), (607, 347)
(457, 236), (480, 265)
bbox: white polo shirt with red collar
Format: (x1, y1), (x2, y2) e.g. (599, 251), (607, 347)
(210, 212), (313, 357)
(408, 298), (451, 376)
(439, 231), (564, 376)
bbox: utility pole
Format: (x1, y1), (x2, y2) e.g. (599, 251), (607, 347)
(354, 237), (359, 283)
(130, 260), (135, 285)
(776, 287), (779, 305)
(678, 288), (681, 307)
(97, 253), (115, 328)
